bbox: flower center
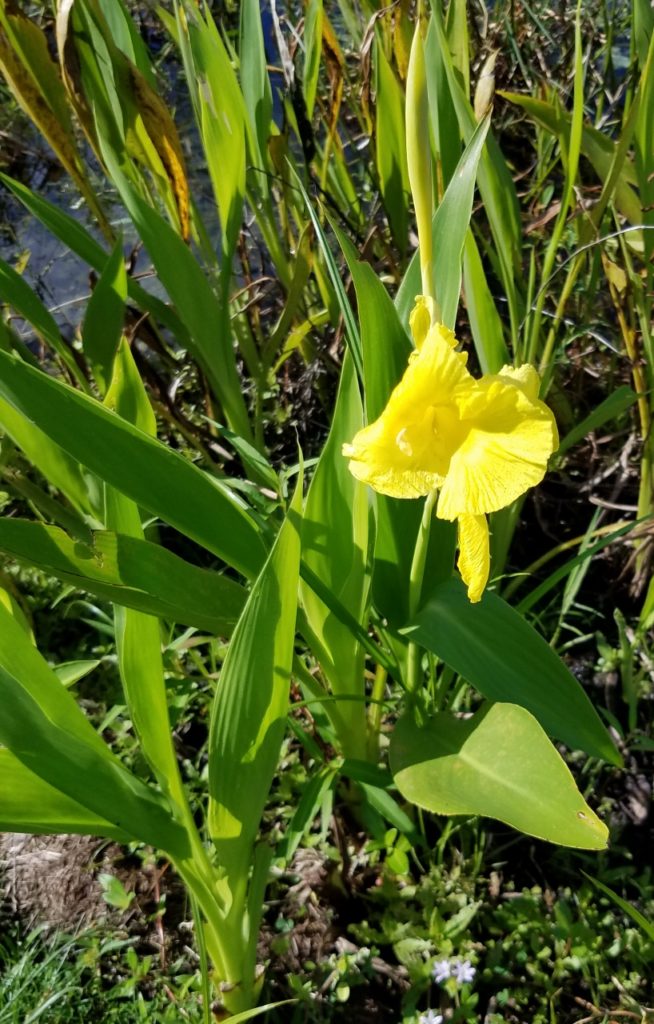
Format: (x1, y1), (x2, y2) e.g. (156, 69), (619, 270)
(392, 403), (465, 476)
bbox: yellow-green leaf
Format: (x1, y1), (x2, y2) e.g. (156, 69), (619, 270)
(390, 703), (608, 850)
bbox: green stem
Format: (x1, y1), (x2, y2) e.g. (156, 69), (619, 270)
(190, 894), (212, 1024)
(406, 490), (438, 696)
(367, 664), (387, 761)
(174, 837), (250, 1010)
(300, 562), (398, 677)
(406, 22), (440, 318)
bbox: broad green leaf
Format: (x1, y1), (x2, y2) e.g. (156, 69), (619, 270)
(178, 3), (246, 257)
(68, 0), (190, 241)
(336, 228), (411, 424)
(445, 0), (469, 97)
(97, 0), (156, 85)
(209, 470), (302, 886)
(0, 3), (74, 140)
(301, 354), (369, 760)
(103, 336), (156, 436)
(390, 703), (608, 849)
(0, 582), (32, 637)
(358, 781), (419, 840)
(0, 397), (97, 519)
(633, 0), (654, 69)
(0, 748), (129, 839)
(423, 3), (460, 189)
(428, 8), (524, 342)
(239, 0), (273, 172)
(404, 578), (620, 765)
(375, 38), (409, 253)
(0, 350), (267, 579)
(0, 600), (188, 855)
(462, 230), (509, 374)
(103, 338), (186, 804)
(432, 115), (489, 329)
(82, 238), (127, 394)
(395, 114), (491, 330)
(94, 169), (251, 440)
(54, 659), (101, 688)
(303, 0), (323, 119)
(0, 518), (246, 635)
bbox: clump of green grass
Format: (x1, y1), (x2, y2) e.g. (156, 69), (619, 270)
(0, 924), (207, 1024)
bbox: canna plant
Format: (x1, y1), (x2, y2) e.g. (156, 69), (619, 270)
(0, 0), (627, 1016)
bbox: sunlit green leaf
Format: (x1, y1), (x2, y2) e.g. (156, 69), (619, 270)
(391, 703), (608, 849)
(0, 349), (267, 579)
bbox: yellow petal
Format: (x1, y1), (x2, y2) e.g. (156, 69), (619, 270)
(343, 422), (444, 498)
(343, 325), (471, 498)
(409, 295), (438, 350)
(437, 374), (558, 518)
(424, 318), (458, 351)
(496, 363), (541, 401)
(457, 513), (490, 603)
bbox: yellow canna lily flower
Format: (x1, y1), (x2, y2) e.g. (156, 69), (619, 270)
(342, 299), (558, 602)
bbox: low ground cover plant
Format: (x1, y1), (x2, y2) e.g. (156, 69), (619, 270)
(0, 0), (652, 1020)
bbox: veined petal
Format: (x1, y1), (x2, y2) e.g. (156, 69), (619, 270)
(407, 322), (469, 402)
(437, 373), (558, 518)
(343, 422), (443, 498)
(457, 514), (490, 602)
(344, 324), (471, 498)
(424, 319), (458, 352)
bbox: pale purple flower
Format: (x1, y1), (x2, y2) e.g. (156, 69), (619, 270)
(452, 958), (476, 984)
(431, 958), (451, 983)
(420, 1012), (443, 1024)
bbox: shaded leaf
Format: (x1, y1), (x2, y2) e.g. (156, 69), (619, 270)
(404, 577), (620, 765)
(0, 748), (129, 839)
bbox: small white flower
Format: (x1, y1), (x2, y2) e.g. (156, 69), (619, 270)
(452, 958), (476, 984)
(419, 1011), (443, 1024)
(431, 958), (451, 983)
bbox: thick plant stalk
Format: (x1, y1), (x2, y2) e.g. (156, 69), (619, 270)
(406, 20), (439, 317)
(407, 490), (438, 696)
